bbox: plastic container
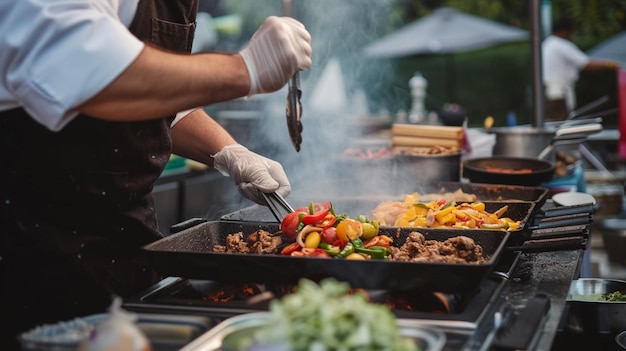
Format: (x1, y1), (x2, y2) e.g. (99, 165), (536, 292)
(19, 313), (210, 351)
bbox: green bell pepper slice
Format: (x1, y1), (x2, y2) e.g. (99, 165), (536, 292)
(319, 242), (341, 257)
(337, 242), (355, 258)
(355, 246), (390, 259)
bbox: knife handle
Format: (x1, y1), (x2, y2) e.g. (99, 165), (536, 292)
(169, 218), (207, 234)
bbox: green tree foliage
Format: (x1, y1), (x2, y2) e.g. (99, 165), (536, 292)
(382, 0), (626, 126)
(219, 0), (626, 127)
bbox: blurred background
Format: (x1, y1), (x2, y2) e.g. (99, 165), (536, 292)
(196, 0), (626, 129)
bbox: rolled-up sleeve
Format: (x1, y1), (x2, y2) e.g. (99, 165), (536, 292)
(0, 0), (144, 131)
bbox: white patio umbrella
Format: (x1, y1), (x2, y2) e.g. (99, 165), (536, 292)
(362, 7), (528, 57)
(362, 7), (528, 103)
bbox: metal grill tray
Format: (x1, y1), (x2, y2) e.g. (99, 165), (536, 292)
(144, 220), (511, 293)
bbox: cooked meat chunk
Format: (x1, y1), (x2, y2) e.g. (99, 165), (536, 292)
(390, 231), (485, 264)
(246, 230), (282, 254)
(226, 232), (249, 253)
(445, 236), (484, 262)
(213, 230), (282, 254)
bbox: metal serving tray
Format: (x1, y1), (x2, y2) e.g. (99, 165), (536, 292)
(143, 220), (511, 293)
(179, 312), (446, 351)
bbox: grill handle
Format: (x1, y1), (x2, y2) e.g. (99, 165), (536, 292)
(493, 293), (551, 350)
(169, 218), (207, 235)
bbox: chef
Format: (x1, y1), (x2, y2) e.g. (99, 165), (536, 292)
(542, 16), (620, 120)
(0, 0), (312, 348)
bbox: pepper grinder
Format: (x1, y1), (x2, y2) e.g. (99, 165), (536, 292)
(409, 72), (427, 123)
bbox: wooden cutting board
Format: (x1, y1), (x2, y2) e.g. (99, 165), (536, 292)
(391, 135), (462, 148)
(391, 123), (464, 139)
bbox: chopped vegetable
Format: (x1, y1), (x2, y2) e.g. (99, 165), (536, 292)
(279, 202), (389, 260)
(336, 219), (363, 242)
(280, 211), (307, 240)
(356, 246), (391, 259)
(295, 225), (324, 248)
(248, 279), (418, 351)
(372, 192), (521, 230)
(319, 242), (341, 256)
(338, 242), (355, 258)
(603, 291), (626, 301)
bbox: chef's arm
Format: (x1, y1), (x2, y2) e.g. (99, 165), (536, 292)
(171, 108), (292, 203)
(583, 58), (621, 72)
(170, 108), (236, 166)
(78, 16), (311, 123)
(78, 46), (250, 122)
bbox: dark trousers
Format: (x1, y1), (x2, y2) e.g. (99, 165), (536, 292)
(0, 220), (112, 350)
(0, 211), (159, 350)
(545, 98), (569, 121)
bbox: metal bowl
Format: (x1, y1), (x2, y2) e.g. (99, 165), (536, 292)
(565, 278), (626, 334)
(489, 126), (556, 160)
(395, 152), (462, 183)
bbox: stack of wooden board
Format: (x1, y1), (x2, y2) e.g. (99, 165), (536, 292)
(391, 124), (464, 148)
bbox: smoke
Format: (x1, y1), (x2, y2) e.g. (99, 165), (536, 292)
(214, 0), (416, 203)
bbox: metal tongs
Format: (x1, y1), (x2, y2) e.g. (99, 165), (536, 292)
(283, 0), (303, 152)
(286, 72), (303, 151)
(262, 192), (294, 222)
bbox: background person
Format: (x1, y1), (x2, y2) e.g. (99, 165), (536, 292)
(542, 16), (621, 121)
(0, 0), (312, 349)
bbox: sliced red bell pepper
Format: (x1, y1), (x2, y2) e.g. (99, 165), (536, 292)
(300, 248), (331, 258)
(364, 235), (393, 248)
(315, 213), (336, 228)
(280, 242), (302, 255)
(301, 208), (331, 225)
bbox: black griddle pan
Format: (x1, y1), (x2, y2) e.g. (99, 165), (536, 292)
(144, 220), (510, 293)
(220, 200), (537, 234)
(285, 180), (549, 206)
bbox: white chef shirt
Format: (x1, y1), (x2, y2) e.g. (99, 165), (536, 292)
(0, 0), (145, 131)
(541, 35), (590, 110)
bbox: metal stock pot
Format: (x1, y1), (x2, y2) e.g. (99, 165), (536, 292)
(490, 126), (555, 159)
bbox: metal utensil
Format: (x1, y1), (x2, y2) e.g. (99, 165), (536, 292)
(286, 73), (303, 151)
(283, 0), (303, 152)
(536, 123), (603, 160)
(261, 192), (294, 222)
(567, 95), (609, 120)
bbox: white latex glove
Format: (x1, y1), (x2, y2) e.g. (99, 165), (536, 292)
(239, 16), (312, 95)
(212, 144), (291, 204)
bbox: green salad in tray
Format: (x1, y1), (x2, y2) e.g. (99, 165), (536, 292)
(603, 291), (626, 302)
(227, 279), (418, 351)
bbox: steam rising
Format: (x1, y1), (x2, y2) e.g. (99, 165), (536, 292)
(266, 1), (411, 200)
(215, 0), (419, 205)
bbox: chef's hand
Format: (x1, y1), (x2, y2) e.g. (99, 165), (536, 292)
(239, 16), (312, 95)
(212, 144), (291, 204)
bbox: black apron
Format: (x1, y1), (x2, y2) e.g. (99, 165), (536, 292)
(0, 1), (198, 348)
